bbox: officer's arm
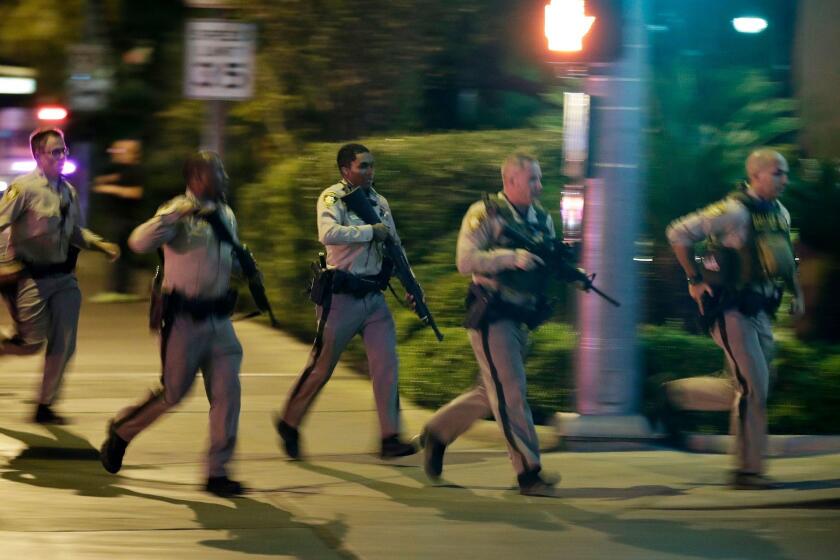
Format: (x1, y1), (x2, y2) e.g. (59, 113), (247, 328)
(666, 200), (745, 306)
(317, 192), (373, 245)
(67, 192), (110, 251)
(0, 184), (27, 232)
(456, 204), (522, 275)
(128, 199), (191, 254)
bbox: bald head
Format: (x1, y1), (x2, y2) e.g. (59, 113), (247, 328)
(746, 149), (789, 201)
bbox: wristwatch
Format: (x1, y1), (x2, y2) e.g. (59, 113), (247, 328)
(686, 273), (703, 286)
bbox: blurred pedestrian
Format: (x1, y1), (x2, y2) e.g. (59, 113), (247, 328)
(418, 151), (559, 497)
(90, 139), (144, 302)
(0, 127), (120, 424)
(100, 150), (246, 497)
(274, 143), (417, 460)
(665, 149), (803, 490)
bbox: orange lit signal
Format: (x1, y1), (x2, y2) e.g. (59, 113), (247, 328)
(543, 0), (623, 64)
(545, 0), (596, 52)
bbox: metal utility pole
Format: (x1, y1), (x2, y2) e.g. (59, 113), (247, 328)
(556, 0), (654, 443)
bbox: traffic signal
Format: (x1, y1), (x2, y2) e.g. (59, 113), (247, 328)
(544, 0), (623, 63)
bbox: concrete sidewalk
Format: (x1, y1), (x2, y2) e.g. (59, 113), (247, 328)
(1, 261), (840, 559)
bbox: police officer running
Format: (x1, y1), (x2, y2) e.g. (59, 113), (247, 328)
(665, 149), (803, 490)
(418, 151), (558, 497)
(275, 143), (417, 460)
(100, 151), (246, 497)
(0, 127), (120, 424)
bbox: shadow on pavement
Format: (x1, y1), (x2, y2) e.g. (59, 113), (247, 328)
(0, 426), (356, 558)
(294, 457), (794, 560)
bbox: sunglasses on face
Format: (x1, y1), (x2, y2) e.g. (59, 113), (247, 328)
(42, 147), (69, 159)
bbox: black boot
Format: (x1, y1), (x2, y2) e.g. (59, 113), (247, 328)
(517, 468), (560, 497)
(33, 404), (68, 425)
(380, 434), (418, 459)
(205, 476), (247, 497)
(276, 419), (301, 459)
(419, 428), (447, 480)
(100, 420), (128, 474)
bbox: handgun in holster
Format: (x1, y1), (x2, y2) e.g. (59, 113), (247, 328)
(463, 283), (494, 329)
(309, 252), (332, 305)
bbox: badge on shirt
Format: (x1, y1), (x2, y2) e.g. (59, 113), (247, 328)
(323, 193), (337, 207)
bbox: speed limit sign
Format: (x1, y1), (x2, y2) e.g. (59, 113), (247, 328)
(184, 19), (256, 100)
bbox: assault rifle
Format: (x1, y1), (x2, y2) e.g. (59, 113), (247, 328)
(202, 210), (280, 327)
(502, 225), (621, 308)
(342, 186), (444, 341)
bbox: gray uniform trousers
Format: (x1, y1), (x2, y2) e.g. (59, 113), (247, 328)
(113, 314), (243, 478)
(667, 309), (773, 474)
(282, 291), (401, 438)
(0, 273), (81, 405)
(425, 319), (541, 475)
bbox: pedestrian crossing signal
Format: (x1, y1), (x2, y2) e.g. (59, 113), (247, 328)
(544, 0), (623, 63)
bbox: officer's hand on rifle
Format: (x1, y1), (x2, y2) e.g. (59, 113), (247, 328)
(406, 292), (418, 312)
(371, 223), (390, 242)
(512, 249), (545, 271)
(688, 281), (714, 315)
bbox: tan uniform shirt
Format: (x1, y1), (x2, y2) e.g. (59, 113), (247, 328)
(129, 192), (237, 299)
(457, 191), (556, 307)
(317, 181), (401, 276)
(0, 170), (102, 264)
(666, 189), (792, 293)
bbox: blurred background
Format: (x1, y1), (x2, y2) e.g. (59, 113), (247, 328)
(1, 0), (838, 435)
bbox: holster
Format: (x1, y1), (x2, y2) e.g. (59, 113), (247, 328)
(698, 286), (783, 333)
(309, 261), (333, 305)
(463, 283), (549, 330)
(463, 283), (493, 329)
(149, 265), (164, 331)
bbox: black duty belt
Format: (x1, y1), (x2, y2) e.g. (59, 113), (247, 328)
(23, 246), (80, 279)
(165, 290), (238, 321)
(330, 269), (388, 298)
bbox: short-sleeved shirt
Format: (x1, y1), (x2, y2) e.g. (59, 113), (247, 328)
(317, 181), (401, 276)
(128, 191), (237, 299)
(0, 169), (102, 265)
(457, 191), (556, 307)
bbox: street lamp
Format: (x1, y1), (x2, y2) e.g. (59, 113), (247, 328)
(732, 17), (768, 34)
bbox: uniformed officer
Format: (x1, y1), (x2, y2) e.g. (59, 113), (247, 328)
(99, 150), (246, 497)
(665, 149), (803, 490)
(0, 127), (120, 424)
(418, 152), (558, 497)
(275, 143), (416, 460)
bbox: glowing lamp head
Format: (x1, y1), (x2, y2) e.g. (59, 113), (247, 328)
(545, 0), (596, 52)
(37, 106), (68, 121)
(732, 17), (768, 34)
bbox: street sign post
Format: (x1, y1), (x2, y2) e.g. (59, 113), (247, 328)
(184, 19), (256, 101)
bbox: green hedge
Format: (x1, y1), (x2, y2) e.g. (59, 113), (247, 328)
(236, 129), (566, 338)
(236, 129), (840, 434)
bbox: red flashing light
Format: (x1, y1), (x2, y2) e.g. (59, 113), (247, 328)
(37, 106), (68, 121)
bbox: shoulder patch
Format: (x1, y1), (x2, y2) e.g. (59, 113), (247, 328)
(323, 192), (338, 207)
(3, 185), (19, 202)
(466, 205), (488, 233)
(704, 200), (731, 218)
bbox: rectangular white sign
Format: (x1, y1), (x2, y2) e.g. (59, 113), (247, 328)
(184, 19), (256, 100)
